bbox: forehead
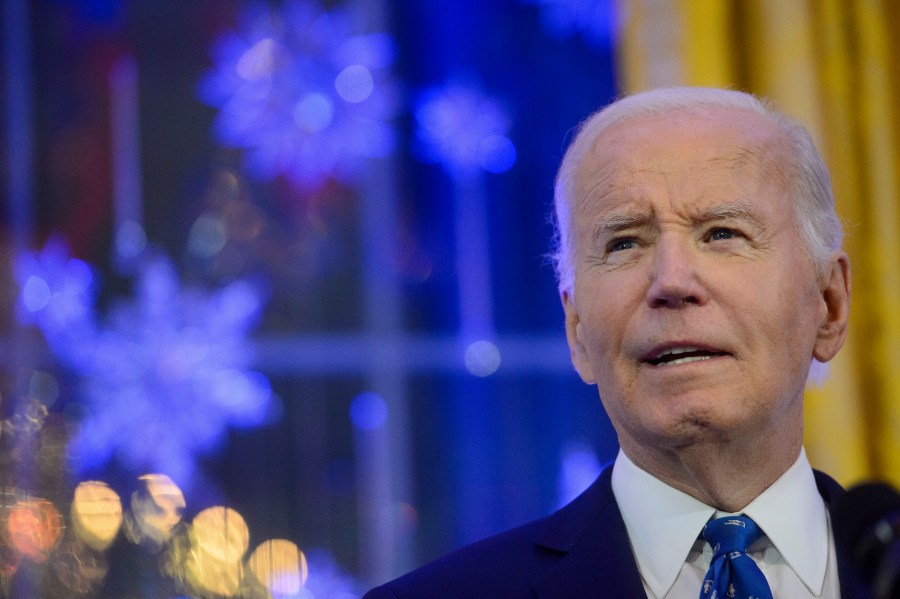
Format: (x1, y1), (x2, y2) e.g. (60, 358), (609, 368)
(573, 107), (793, 215)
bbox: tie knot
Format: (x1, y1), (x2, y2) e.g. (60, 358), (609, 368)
(702, 515), (763, 557)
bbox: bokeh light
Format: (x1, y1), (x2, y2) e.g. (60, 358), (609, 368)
(28, 370), (60, 408)
(71, 481), (123, 552)
(247, 539), (308, 596)
(335, 65), (374, 103)
(115, 220), (148, 261)
(464, 340), (501, 377)
(556, 439), (602, 507)
(349, 392), (388, 431)
(184, 507), (250, 597)
(415, 82), (517, 175)
(187, 214), (229, 259)
(126, 474), (185, 549)
(13, 236), (96, 340)
(21, 276), (51, 313)
(192, 507), (249, 562)
(5, 498), (63, 563)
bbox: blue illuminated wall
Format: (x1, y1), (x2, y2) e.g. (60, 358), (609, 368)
(390, 0), (622, 556)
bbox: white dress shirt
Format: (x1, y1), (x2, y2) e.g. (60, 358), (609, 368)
(611, 448), (841, 598)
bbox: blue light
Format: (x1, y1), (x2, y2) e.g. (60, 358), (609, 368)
(293, 93), (335, 132)
(521, 0), (619, 49)
(414, 82), (517, 175)
(15, 240), (275, 487)
(199, 0), (398, 191)
(13, 236), (97, 343)
(350, 392), (388, 431)
(21, 276), (52, 313)
(301, 549), (365, 598)
(478, 135), (517, 174)
(464, 340), (501, 377)
(187, 214), (228, 259)
(235, 38), (277, 81)
(115, 221), (148, 261)
(335, 65), (374, 103)
(556, 440), (602, 508)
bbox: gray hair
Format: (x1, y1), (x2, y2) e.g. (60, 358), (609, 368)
(551, 86), (843, 295)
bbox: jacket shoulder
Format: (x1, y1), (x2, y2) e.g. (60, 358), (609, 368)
(363, 512), (563, 598)
(364, 465), (621, 599)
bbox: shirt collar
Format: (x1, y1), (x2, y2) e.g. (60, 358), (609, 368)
(741, 447), (829, 594)
(611, 448), (828, 597)
(611, 450), (715, 597)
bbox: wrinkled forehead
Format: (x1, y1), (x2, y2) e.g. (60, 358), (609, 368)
(572, 108), (795, 213)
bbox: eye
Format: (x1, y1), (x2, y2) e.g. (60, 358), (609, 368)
(608, 238), (637, 253)
(707, 227), (741, 241)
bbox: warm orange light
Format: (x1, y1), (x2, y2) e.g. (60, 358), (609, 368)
(71, 481), (123, 551)
(183, 506), (250, 597)
(129, 474), (185, 547)
(192, 506), (249, 564)
(247, 539), (307, 595)
(6, 498), (63, 562)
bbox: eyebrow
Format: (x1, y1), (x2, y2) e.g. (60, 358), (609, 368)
(594, 211), (648, 239)
(593, 201), (764, 240)
(695, 201), (761, 225)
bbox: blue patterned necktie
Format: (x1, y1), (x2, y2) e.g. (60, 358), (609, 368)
(699, 515), (774, 599)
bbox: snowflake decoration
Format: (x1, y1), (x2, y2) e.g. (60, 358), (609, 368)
(15, 236), (98, 368)
(414, 82), (517, 176)
(15, 241), (274, 486)
(199, 0), (398, 191)
(521, 0), (619, 49)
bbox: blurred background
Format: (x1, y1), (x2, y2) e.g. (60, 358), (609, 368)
(1, 0), (899, 597)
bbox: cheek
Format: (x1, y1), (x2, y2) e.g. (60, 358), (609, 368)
(580, 296), (632, 358)
(577, 315), (617, 367)
(742, 295), (818, 393)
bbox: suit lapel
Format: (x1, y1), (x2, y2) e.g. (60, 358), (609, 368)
(531, 465), (646, 599)
(813, 470), (874, 599)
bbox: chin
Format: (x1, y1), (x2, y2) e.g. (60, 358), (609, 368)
(644, 409), (741, 448)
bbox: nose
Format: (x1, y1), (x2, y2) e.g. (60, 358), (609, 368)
(645, 235), (709, 308)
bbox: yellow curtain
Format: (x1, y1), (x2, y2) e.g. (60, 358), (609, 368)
(618, 0), (900, 487)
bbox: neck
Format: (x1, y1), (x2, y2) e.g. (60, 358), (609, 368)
(620, 425), (802, 512)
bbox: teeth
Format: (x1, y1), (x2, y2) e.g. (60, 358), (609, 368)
(648, 346), (724, 366)
(658, 346), (701, 358)
(661, 354), (712, 366)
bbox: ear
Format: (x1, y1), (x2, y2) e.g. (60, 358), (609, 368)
(812, 251), (851, 362)
(562, 290), (596, 384)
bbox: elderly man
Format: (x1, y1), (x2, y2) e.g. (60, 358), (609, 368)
(364, 87), (865, 598)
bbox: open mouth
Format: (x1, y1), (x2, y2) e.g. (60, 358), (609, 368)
(645, 346), (729, 367)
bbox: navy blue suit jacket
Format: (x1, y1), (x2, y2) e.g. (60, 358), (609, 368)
(363, 464), (871, 598)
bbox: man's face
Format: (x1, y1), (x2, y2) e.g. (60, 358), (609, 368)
(563, 107), (848, 457)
